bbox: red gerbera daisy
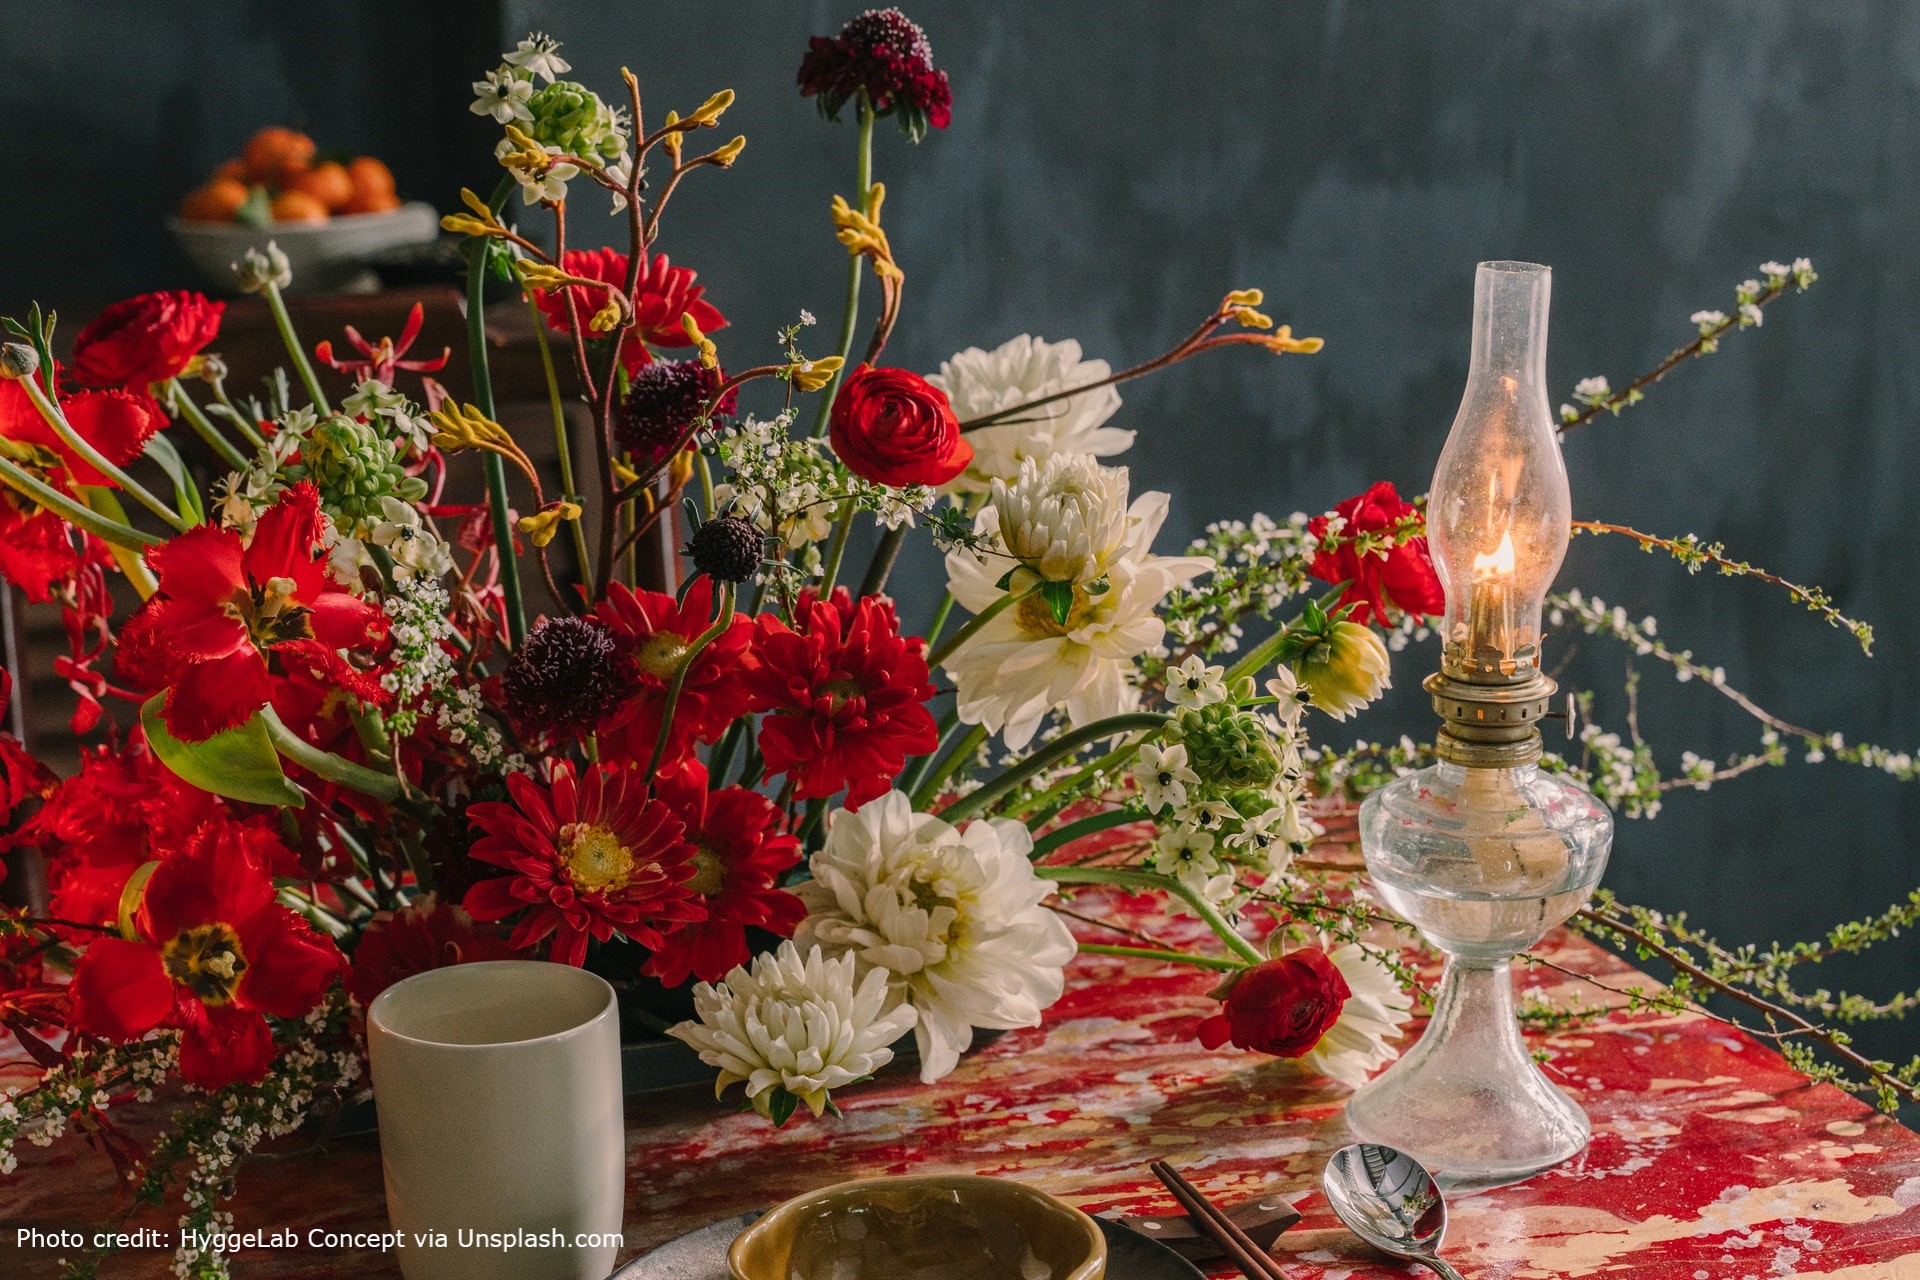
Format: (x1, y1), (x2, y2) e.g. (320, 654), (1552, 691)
(645, 763), (805, 988)
(345, 893), (521, 1006)
(593, 577), (753, 767)
(531, 248), (728, 375)
(743, 587), (938, 809)
(119, 481), (389, 741)
(68, 825), (344, 1089)
(461, 762), (701, 967)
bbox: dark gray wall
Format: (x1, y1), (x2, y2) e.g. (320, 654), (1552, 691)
(9, 2), (1920, 1047)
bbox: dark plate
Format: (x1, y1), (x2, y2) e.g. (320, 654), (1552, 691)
(612, 1209), (1205, 1279)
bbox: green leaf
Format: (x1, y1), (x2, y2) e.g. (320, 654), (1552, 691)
(764, 1087), (800, 1128)
(142, 433), (205, 524)
(994, 567), (1016, 592)
(141, 694), (304, 808)
(1040, 578), (1075, 626)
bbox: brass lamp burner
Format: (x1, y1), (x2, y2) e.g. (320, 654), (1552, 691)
(1426, 656), (1557, 768)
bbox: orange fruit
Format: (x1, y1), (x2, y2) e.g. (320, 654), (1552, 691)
(269, 189), (329, 223)
(347, 156), (396, 201)
(291, 161), (354, 212)
(340, 188), (401, 216)
(244, 127), (316, 185)
(179, 178), (251, 222)
(213, 157), (248, 184)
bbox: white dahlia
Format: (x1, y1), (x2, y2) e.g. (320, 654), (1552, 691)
(668, 940), (916, 1121)
(943, 493), (1212, 748)
(990, 454), (1133, 584)
(928, 335), (1133, 497)
(795, 791), (1076, 1083)
(1299, 943), (1415, 1089)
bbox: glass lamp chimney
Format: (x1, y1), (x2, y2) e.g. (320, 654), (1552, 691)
(1428, 261), (1570, 679)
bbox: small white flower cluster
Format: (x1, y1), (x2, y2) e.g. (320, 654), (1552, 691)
(715, 412), (935, 578)
(379, 576), (509, 768)
(472, 34), (632, 206)
(1572, 722), (1663, 819)
(1161, 512), (1318, 657)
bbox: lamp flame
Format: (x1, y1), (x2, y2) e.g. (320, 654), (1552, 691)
(1472, 529), (1517, 583)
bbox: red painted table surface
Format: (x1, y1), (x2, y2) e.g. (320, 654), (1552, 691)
(6, 887), (1920, 1280)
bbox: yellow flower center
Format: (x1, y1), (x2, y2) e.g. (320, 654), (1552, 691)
(161, 922), (249, 1006)
(1014, 583), (1094, 639)
(223, 575), (314, 648)
(820, 676), (865, 712)
(686, 845), (726, 898)
(559, 822), (636, 894)
(633, 633), (689, 679)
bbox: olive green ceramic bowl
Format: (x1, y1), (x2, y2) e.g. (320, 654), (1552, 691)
(728, 1174), (1107, 1280)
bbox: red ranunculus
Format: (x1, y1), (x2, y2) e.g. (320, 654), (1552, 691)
(68, 291), (224, 390)
(68, 824), (344, 1088)
(345, 893), (521, 1006)
(594, 577), (753, 766)
(645, 762), (804, 988)
(462, 762), (701, 967)
(1196, 948), (1351, 1057)
(119, 481), (389, 741)
(828, 365), (971, 488)
(743, 588), (939, 809)
(532, 249), (727, 375)
(1307, 481), (1446, 626)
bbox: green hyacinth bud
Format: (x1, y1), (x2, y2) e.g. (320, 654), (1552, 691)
(288, 415), (428, 532)
(1164, 703), (1282, 793)
(527, 81), (627, 162)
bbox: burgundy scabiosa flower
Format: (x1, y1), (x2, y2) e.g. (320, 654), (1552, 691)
(501, 615), (637, 740)
(799, 8), (953, 141)
(612, 358), (737, 466)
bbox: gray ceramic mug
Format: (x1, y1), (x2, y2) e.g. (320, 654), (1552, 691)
(367, 960), (625, 1280)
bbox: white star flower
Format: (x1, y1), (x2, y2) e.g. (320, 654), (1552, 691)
(929, 335), (1132, 497)
(1134, 742), (1198, 813)
(796, 792), (1076, 1083)
(1264, 668), (1312, 727)
(669, 941), (916, 1121)
(503, 32), (571, 83)
(1165, 655), (1228, 709)
(471, 69), (533, 123)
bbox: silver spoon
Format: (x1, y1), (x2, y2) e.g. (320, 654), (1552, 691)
(1322, 1143), (1464, 1280)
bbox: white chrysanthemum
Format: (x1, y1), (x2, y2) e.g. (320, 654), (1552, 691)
(668, 940), (916, 1120)
(990, 454), (1132, 584)
(929, 335), (1132, 496)
(796, 791), (1076, 1083)
(1166, 655), (1229, 709)
(943, 494), (1213, 749)
(1300, 944), (1415, 1090)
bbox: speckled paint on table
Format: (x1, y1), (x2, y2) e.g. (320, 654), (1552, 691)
(5, 886), (1919, 1279)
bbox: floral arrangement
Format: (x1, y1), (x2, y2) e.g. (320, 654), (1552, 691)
(0, 13), (1916, 1278)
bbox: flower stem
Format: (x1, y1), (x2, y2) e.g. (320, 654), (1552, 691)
(818, 498), (857, 593)
(19, 378), (187, 532)
(165, 379), (250, 472)
(463, 185), (528, 645)
(925, 586), (1031, 670)
(1008, 735), (1148, 824)
(908, 720), (984, 811)
(262, 281), (331, 416)
(524, 289), (594, 585)
(1075, 942), (1244, 973)
(647, 582), (735, 778)
(940, 713), (1170, 825)
(811, 95), (875, 439)
(0, 456), (159, 549)
(260, 705), (402, 805)
(858, 523), (908, 597)
(1030, 806), (1141, 856)
(1039, 864), (1264, 966)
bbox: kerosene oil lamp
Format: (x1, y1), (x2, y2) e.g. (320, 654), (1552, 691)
(1345, 261), (1614, 1184)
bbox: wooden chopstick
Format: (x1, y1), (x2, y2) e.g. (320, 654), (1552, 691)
(1148, 1160), (1285, 1280)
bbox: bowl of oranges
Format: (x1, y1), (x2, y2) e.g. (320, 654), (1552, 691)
(170, 127), (439, 293)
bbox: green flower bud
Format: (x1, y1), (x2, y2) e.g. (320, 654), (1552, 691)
(286, 414), (428, 532)
(1291, 619), (1390, 720)
(527, 80), (627, 162)
(233, 242), (293, 294)
(1165, 703), (1282, 792)
(0, 343), (39, 381)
